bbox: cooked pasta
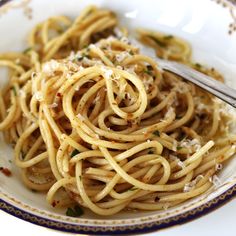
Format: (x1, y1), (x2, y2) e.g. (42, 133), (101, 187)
(0, 6), (235, 216)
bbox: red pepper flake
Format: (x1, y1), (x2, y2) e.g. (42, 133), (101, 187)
(56, 92), (62, 97)
(127, 113), (133, 120)
(0, 167), (12, 177)
(52, 200), (60, 207)
(217, 155), (224, 162)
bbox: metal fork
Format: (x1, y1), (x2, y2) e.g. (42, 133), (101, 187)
(157, 59), (236, 108)
(134, 37), (236, 108)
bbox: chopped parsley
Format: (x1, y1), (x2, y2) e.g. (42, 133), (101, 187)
(195, 63), (202, 69)
(23, 47), (32, 54)
(149, 35), (166, 47)
(148, 149), (154, 154)
(128, 187), (138, 191)
(129, 50), (134, 55)
(66, 205), (84, 217)
(71, 149), (80, 157)
(153, 130), (160, 137)
(176, 115), (182, 119)
(21, 151), (26, 160)
(143, 69), (152, 76)
(75, 53), (91, 62)
(147, 65), (153, 71)
(11, 86), (17, 96)
(163, 35), (174, 40)
(177, 146), (183, 150)
(82, 52), (91, 59)
(179, 134), (187, 141)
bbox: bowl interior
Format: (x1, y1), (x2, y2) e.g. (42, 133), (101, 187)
(0, 0), (236, 224)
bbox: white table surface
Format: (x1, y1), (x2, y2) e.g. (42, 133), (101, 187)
(0, 198), (236, 236)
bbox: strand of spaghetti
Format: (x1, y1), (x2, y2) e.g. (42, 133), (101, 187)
(104, 68), (148, 119)
(75, 161), (128, 215)
(22, 169), (55, 191)
(0, 89), (20, 130)
(39, 119), (62, 180)
(46, 177), (76, 205)
(159, 182), (212, 202)
(164, 92), (194, 132)
(206, 100), (220, 138)
(185, 140), (214, 165)
(0, 60), (25, 74)
(100, 146), (194, 192)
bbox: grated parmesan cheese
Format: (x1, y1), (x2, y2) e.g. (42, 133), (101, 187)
(48, 102), (58, 108)
(34, 91), (43, 101)
(114, 27), (124, 38)
(77, 113), (85, 121)
(89, 44), (97, 50)
(209, 174), (221, 187)
(180, 138), (201, 152)
(169, 155), (185, 169)
(165, 107), (174, 119)
(183, 175), (204, 192)
(19, 90), (26, 98)
(143, 77), (153, 90)
(42, 60), (60, 76)
(115, 51), (131, 62)
(172, 140), (177, 151)
(215, 163), (223, 171)
(101, 66), (113, 79)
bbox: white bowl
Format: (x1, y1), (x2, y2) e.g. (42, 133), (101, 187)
(0, 0), (236, 234)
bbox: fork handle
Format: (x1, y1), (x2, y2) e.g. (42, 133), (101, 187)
(159, 61), (236, 108)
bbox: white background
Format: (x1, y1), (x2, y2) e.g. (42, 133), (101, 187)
(1, 198), (236, 236)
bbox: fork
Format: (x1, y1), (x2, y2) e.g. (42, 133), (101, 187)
(135, 37), (236, 108)
(157, 59), (236, 108)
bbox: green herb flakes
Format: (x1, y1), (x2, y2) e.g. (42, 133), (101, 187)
(149, 35), (166, 47)
(163, 35), (174, 40)
(66, 205), (84, 217)
(23, 47), (32, 54)
(153, 130), (160, 137)
(71, 149), (80, 157)
(148, 149), (154, 154)
(21, 151), (25, 160)
(128, 187), (138, 191)
(195, 63), (202, 69)
(11, 86), (17, 96)
(144, 69), (152, 76)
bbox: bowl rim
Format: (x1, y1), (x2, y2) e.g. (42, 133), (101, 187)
(1, 0), (236, 234)
(1, 184), (236, 235)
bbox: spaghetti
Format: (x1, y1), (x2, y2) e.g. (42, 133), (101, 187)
(0, 6), (235, 216)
